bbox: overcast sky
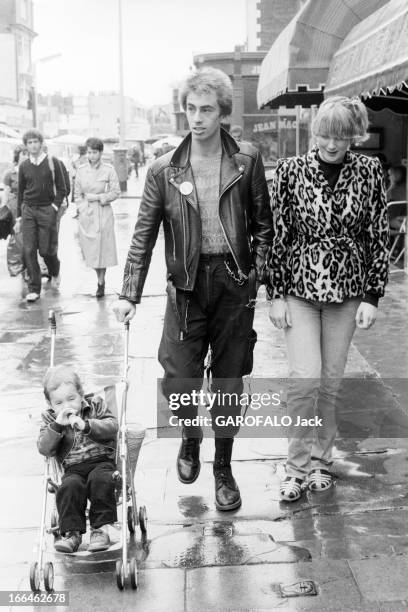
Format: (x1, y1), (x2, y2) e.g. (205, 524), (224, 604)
(33, 0), (248, 106)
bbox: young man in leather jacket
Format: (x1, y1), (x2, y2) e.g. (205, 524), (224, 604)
(114, 67), (273, 511)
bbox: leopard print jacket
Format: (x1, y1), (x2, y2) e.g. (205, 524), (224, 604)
(266, 147), (389, 303)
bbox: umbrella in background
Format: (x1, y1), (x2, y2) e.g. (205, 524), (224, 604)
(151, 135), (183, 150)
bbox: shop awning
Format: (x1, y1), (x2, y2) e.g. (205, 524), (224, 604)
(325, 0), (408, 98)
(257, 0), (388, 109)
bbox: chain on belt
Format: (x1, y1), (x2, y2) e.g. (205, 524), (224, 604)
(223, 257), (248, 285)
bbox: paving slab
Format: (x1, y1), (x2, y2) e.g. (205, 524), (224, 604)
(349, 556), (408, 603)
(186, 560), (364, 611)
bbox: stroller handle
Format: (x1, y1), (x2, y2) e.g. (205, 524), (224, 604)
(48, 310), (56, 331)
(123, 321), (130, 378)
(48, 310), (57, 367)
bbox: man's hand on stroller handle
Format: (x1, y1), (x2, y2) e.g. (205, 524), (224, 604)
(112, 299), (136, 323)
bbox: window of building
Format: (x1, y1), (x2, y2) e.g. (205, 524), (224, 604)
(20, 0), (28, 21)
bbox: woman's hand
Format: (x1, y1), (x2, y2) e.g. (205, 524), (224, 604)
(269, 299), (291, 329)
(356, 303), (377, 330)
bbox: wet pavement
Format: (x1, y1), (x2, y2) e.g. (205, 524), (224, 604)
(1, 167), (408, 610)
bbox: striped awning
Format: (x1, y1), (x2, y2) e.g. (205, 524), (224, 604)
(257, 0), (388, 109)
(325, 0), (408, 98)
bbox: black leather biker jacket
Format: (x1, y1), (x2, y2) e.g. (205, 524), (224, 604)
(120, 127), (273, 303)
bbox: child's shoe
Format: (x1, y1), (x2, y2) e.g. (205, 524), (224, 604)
(88, 527), (110, 552)
(54, 531), (82, 553)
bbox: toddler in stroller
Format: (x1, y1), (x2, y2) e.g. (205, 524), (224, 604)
(37, 365), (118, 554)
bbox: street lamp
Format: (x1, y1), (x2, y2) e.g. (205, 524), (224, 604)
(113, 0), (128, 192)
(31, 53), (62, 128)
(118, 0), (126, 147)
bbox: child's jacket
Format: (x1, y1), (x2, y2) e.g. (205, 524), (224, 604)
(37, 394), (118, 467)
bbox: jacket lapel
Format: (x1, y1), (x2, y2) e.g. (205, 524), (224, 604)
(168, 165), (199, 212)
(168, 127), (243, 205)
(219, 152), (243, 196)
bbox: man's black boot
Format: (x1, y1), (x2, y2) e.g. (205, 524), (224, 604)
(177, 427), (203, 484)
(213, 437), (241, 511)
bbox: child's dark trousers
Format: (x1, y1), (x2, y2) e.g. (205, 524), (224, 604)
(56, 458), (117, 534)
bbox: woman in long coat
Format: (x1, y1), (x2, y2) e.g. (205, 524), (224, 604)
(267, 97), (389, 502)
(74, 137), (121, 297)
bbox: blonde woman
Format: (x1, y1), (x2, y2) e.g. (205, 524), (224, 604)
(267, 96), (389, 501)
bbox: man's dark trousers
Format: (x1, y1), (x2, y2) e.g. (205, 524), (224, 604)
(56, 458), (117, 534)
(22, 204), (60, 294)
(159, 255), (257, 438)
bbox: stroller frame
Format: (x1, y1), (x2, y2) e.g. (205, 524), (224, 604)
(29, 310), (147, 593)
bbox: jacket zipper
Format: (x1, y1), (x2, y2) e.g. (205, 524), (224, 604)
(243, 208), (251, 250)
(170, 219), (176, 260)
(218, 174), (245, 278)
(180, 197), (190, 285)
(179, 297), (190, 341)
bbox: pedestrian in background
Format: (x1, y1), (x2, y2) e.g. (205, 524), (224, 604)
(267, 96), (389, 502)
(230, 125), (243, 141)
(15, 129), (68, 303)
(387, 164), (406, 202)
(74, 137), (121, 298)
(2, 145), (28, 287)
(131, 147), (141, 179)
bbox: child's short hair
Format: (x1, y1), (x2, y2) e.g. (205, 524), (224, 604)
(179, 67), (233, 117)
(43, 365), (84, 402)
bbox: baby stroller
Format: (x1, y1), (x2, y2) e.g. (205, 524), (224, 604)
(30, 310), (147, 592)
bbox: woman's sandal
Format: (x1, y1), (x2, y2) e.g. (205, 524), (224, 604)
(279, 476), (304, 502)
(308, 469), (333, 491)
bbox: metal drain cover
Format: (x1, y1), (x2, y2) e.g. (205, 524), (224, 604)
(203, 523), (234, 537)
(280, 581), (318, 598)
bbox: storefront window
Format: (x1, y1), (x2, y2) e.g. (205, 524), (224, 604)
(244, 111), (311, 165)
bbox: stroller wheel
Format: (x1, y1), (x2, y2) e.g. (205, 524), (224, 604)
(139, 505), (148, 535)
(127, 506), (135, 535)
(29, 562), (41, 592)
(44, 562), (54, 592)
(115, 559), (125, 590)
(129, 558), (137, 590)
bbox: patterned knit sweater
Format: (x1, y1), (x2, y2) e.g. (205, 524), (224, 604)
(191, 154), (229, 254)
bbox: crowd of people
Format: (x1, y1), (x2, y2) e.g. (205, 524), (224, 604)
(1, 131), (121, 301)
(1, 67), (393, 553)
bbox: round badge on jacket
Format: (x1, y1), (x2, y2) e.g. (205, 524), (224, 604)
(179, 181), (193, 196)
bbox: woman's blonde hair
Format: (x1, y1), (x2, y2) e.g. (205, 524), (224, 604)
(312, 96), (369, 143)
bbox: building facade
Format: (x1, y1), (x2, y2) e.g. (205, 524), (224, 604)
(246, 0), (306, 51)
(0, 0), (35, 131)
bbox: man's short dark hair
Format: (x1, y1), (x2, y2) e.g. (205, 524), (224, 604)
(179, 67), (233, 118)
(85, 137), (104, 152)
(22, 129), (44, 145)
